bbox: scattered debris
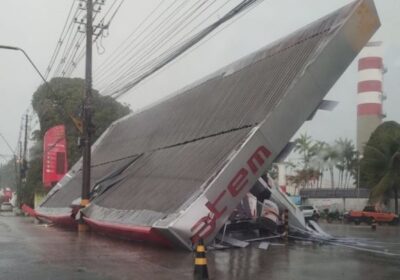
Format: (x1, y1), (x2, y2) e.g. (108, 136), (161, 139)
(258, 242), (270, 250)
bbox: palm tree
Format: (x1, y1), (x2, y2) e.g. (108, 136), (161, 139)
(335, 138), (357, 188)
(342, 140), (357, 188)
(310, 140), (327, 188)
(294, 133), (314, 169)
(335, 138), (346, 187)
(322, 143), (338, 188)
(294, 134), (324, 188)
(361, 121), (400, 214)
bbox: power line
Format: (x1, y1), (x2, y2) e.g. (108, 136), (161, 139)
(46, 1), (81, 79)
(105, 0), (263, 99)
(97, 0), (209, 92)
(95, 0), (186, 85)
(0, 133), (16, 155)
(44, 0), (78, 79)
(52, 9), (83, 77)
(61, 32), (85, 76)
(101, 0), (125, 30)
(100, 0), (235, 95)
(93, 0), (168, 77)
(62, 0), (125, 77)
(96, 0), (240, 95)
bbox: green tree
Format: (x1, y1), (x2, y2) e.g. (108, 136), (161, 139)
(342, 140), (357, 188)
(294, 133), (315, 169)
(360, 121), (400, 214)
(322, 143), (339, 188)
(290, 134), (358, 190)
(335, 138), (357, 188)
(311, 140), (327, 188)
(0, 158), (18, 190)
(21, 77), (131, 206)
(32, 77), (130, 166)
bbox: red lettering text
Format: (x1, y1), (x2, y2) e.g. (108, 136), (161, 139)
(227, 168), (248, 197)
(190, 215), (215, 244)
(247, 146), (271, 174)
(190, 190), (227, 243)
(190, 145), (272, 243)
(205, 190), (227, 217)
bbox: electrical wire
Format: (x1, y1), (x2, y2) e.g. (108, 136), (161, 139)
(99, 0), (232, 95)
(96, 0), (242, 95)
(52, 8), (83, 77)
(93, 0), (171, 78)
(103, 0), (263, 99)
(63, 0), (126, 77)
(95, 0), (187, 85)
(44, 0), (78, 80)
(97, 0), (212, 92)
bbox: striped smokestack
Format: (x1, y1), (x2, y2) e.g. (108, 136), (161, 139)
(357, 41), (385, 154)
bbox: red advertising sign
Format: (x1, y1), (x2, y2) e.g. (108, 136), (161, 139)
(43, 125), (68, 189)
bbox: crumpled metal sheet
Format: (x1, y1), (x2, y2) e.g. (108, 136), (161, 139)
(39, 0), (380, 237)
(42, 157), (137, 208)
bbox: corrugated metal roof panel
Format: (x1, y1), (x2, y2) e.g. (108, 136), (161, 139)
(38, 1), (380, 242)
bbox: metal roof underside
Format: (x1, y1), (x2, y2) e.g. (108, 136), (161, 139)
(39, 0), (378, 227)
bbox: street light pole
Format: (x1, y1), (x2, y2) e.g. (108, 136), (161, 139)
(0, 45), (56, 209)
(1, 2), (95, 221)
(0, 45), (49, 87)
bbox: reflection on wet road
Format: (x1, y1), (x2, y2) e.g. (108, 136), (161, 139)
(1, 214), (399, 279)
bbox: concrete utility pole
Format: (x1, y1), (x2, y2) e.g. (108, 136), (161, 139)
(16, 114), (29, 207)
(80, 0), (93, 231)
(22, 114), (29, 178)
(18, 141), (23, 207)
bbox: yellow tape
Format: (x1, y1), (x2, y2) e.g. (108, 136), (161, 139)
(195, 258), (207, 265)
(196, 245), (205, 253)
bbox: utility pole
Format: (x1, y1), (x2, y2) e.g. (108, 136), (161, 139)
(15, 114), (29, 208)
(79, 0), (93, 231)
(22, 114), (28, 179)
(17, 141), (23, 207)
(14, 155), (19, 207)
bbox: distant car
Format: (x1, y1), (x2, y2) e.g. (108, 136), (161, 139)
(344, 206), (399, 225)
(299, 205), (320, 221)
(1, 202), (13, 212)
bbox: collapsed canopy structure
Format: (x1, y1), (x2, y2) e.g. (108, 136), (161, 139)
(37, 0), (379, 250)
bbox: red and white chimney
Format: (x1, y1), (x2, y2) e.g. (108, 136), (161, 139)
(357, 41), (385, 154)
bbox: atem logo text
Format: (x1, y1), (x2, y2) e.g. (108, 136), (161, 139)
(190, 145), (271, 243)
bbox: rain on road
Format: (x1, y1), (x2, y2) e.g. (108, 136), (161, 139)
(1, 214), (399, 280)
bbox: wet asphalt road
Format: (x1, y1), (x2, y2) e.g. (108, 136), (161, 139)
(1, 213), (400, 280)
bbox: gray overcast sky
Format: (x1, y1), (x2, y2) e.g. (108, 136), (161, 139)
(0, 0), (399, 162)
